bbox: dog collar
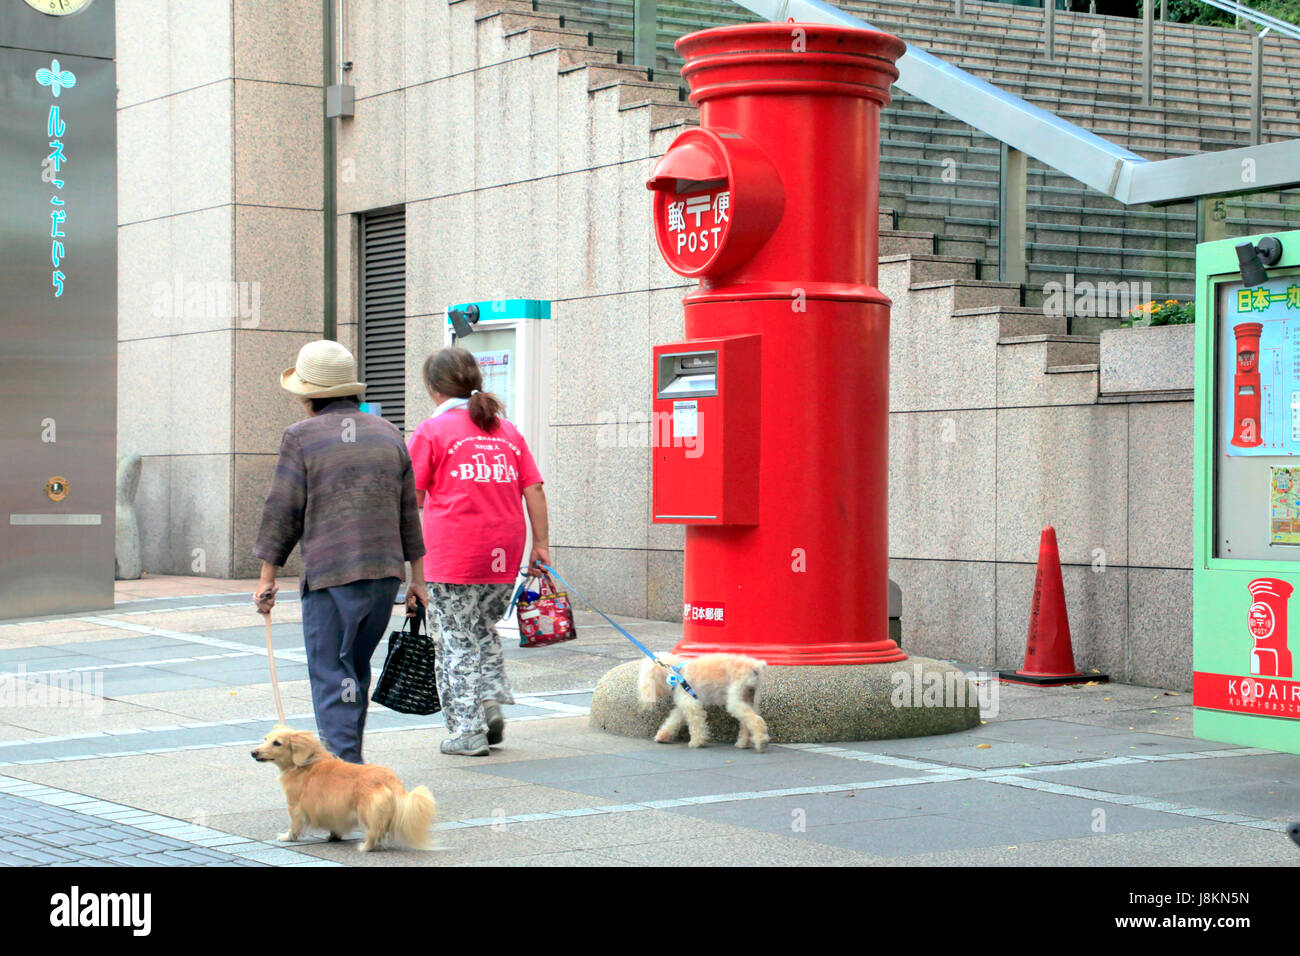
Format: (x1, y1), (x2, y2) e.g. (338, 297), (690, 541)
(660, 660), (698, 699)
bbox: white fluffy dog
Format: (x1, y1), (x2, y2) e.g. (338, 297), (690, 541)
(637, 653), (769, 752)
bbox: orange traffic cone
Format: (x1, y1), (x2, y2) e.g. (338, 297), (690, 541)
(999, 526), (1108, 686)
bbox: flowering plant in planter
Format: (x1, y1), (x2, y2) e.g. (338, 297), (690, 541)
(1124, 299), (1195, 327)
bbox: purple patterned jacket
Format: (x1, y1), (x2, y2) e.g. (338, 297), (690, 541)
(254, 401), (425, 592)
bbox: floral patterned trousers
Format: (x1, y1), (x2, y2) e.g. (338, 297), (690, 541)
(428, 581), (517, 737)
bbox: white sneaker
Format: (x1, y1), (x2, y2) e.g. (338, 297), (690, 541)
(440, 733), (490, 756)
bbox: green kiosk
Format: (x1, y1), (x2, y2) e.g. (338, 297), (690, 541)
(1194, 228), (1300, 754)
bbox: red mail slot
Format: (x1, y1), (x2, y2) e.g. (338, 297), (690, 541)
(652, 335), (759, 526)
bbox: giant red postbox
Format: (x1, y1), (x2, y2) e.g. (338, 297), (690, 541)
(648, 23), (907, 665)
(1230, 322), (1263, 448)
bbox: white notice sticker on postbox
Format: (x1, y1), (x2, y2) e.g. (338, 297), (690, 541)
(673, 400), (699, 438)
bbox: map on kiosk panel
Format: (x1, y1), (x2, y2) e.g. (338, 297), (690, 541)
(1221, 276), (1300, 456)
(1270, 467), (1300, 545)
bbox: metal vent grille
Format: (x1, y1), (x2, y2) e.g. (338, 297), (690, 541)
(360, 207), (406, 432)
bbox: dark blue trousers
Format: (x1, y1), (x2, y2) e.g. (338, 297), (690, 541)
(300, 576), (401, 763)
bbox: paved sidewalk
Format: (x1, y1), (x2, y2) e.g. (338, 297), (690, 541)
(0, 577), (1296, 866)
(0, 778), (331, 867)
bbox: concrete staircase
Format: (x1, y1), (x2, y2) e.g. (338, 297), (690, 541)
(527, 0), (1300, 315)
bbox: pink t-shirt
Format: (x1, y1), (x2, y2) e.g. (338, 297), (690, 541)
(407, 407), (543, 584)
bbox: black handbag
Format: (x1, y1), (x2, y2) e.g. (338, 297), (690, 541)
(372, 606), (442, 716)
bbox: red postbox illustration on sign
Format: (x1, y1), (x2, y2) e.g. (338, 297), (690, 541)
(1247, 578), (1294, 678)
(1230, 322), (1264, 448)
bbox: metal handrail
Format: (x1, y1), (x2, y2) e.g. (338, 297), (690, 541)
(731, 0), (1300, 209)
(1197, 0), (1300, 40)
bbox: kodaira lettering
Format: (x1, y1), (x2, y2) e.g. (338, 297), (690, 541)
(1227, 677), (1300, 701)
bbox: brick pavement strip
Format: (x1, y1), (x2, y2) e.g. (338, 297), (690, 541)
(0, 774), (340, 867)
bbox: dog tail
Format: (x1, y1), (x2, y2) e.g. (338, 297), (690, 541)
(393, 786), (437, 849)
(636, 657), (660, 706)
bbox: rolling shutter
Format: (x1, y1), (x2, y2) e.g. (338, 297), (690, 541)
(360, 207), (407, 432)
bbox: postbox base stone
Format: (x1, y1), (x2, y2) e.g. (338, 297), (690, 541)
(589, 657), (981, 744)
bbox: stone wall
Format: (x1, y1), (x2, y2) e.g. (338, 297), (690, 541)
(116, 0), (323, 578)
(888, 314), (1194, 690)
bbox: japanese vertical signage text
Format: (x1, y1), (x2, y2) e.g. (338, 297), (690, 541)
(36, 58), (76, 298)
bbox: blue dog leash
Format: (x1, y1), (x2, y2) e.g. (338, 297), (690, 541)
(517, 563), (697, 699)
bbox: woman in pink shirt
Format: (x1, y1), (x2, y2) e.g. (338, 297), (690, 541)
(408, 347), (549, 757)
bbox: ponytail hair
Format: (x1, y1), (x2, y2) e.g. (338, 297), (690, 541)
(423, 346), (504, 432)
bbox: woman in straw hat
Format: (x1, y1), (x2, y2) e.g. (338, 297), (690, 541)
(252, 340), (427, 764)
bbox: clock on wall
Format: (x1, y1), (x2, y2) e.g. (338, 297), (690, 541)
(22, 0), (95, 16)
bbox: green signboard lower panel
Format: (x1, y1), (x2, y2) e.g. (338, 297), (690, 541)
(1196, 708), (1298, 751)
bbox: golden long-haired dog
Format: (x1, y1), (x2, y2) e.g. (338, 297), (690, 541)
(251, 726), (436, 852)
(637, 653), (769, 752)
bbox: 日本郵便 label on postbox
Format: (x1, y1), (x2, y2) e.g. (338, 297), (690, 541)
(684, 601), (725, 626)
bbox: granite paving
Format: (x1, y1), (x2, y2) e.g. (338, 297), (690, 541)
(0, 582), (1296, 867)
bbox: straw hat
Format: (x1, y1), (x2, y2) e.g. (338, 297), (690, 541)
(280, 340), (367, 398)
